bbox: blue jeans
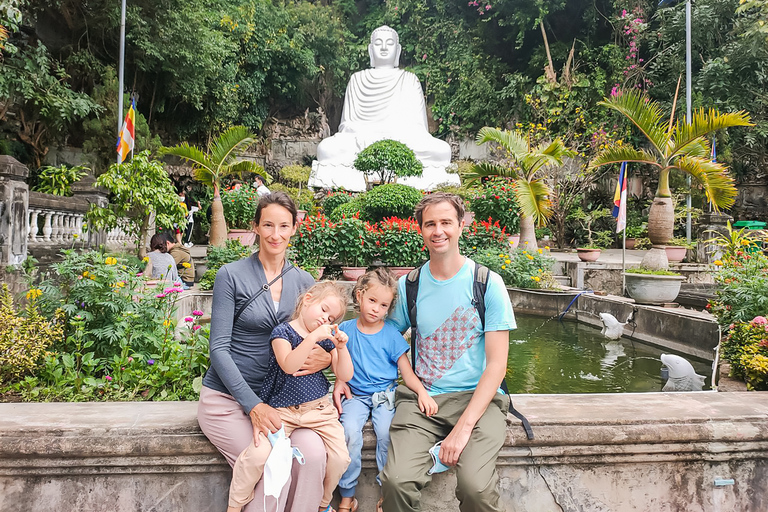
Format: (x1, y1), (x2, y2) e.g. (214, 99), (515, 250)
(337, 394), (396, 498)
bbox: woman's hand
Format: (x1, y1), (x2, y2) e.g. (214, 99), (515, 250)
(293, 343), (332, 376)
(333, 380), (352, 414)
(249, 402), (283, 446)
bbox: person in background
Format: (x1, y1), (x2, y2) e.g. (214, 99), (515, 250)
(145, 233), (181, 283)
(178, 188), (200, 247)
(164, 232), (195, 289)
(254, 175), (271, 197)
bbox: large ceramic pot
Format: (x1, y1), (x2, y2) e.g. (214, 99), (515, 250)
(664, 245), (688, 263)
(624, 273), (685, 305)
(647, 196), (675, 245)
(576, 248), (601, 262)
(341, 266), (367, 281)
(227, 229), (256, 246)
(387, 266), (416, 278)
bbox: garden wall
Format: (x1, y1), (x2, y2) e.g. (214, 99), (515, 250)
(1, 392), (766, 512)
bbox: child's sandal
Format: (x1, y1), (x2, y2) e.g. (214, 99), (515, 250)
(338, 498), (358, 512)
(319, 506), (336, 512)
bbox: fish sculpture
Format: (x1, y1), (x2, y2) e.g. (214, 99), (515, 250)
(661, 353), (706, 391)
(599, 312), (627, 340)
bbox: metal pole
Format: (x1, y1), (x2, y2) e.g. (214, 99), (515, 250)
(117, 0), (127, 164)
(685, 0), (692, 242)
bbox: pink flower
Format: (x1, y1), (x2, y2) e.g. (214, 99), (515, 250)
(105, 376), (112, 381)
(184, 317), (194, 322)
(422, 54), (427, 60)
(192, 310), (204, 317)
(610, 85), (619, 97)
(136, 272), (143, 277)
(156, 293), (167, 299)
(750, 316), (768, 326)
(128, 357), (134, 362)
(193, 325), (202, 331)
(485, 4), (491, 10)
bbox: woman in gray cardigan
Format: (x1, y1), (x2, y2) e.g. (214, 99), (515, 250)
(198, 192), (331, 511)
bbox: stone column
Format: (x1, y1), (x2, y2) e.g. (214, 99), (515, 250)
(695, 211), (733, 263)
(0, 156), (29, 266)
(71, 173), (109, 249)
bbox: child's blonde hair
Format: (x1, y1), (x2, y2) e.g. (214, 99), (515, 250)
(292, 281), (350, 322)
(352, 267), (399, 313)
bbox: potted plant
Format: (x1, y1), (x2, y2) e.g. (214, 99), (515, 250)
(624, 224), (647, 250)
(467, 177), (521, 237)
(665, 237), (695, 263)
(571, 207), (613, 262)
(459, 218), (510, 257)
(354, 139), (424, 186)
(623, 267), (686, 305)
(289, 215), (333, 278)
(220, 184), (259, 246)
(376, 217), (427, 275)
(329, 215), (375, 280)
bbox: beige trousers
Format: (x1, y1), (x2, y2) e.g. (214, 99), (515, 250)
(229, 397), (351, 509)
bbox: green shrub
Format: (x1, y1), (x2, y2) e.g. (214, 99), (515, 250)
(329, 198), (363, 222)
(221, 184), (259, 229)
(33, 164), (88, 196)
(360, 183), (422, 223)
(353, 139), (423, 184)
(468, 178), (520, 234)
(473, 247), (556, 289)
(720, 317), (768, 391)
(460, 218), (510, 257)
(290, 215), (333, 268)
(322, 191), (353, 216)
(708, 251), (768, 326)
(375, 217), (427, 267)
(329, 216), (376, 267)
(199, 239), (252, 290)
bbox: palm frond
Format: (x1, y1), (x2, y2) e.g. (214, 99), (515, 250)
(476, 127), (528, 157)
(673, 137), (710, 160)
(671, 109), (753, 158)
(209, 126), (257, 169)
(161, 144), (213, 172)
(514, 178), (552, 226)
(193, 167), (214, 188)
(464, 162), (519, 183)
(228, 160), (271, 183)
(674, 156), (737, 211)
(588, 146), (660, 170)
(598, 90), (669, 155)
(522, 139), (573, 177)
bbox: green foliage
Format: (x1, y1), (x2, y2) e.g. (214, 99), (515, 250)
(279, 165), (311, 187)
(322, 191), (354, 216)
(290, 215), (333, 269)
(360, 183), (422, 223)
(468, 178), (520, 234)
(472, 247), (557, 289)
(708, 251), (768, 326)
(704, 221), (766, 263)
(329, 216), (375, 267)
(33, 164), (88, 196)
(0, 285), (64, 384)
(221, 184), (259, 230)
(198, 239), (251, 290)
(87, 151), (186, 255)
(569, 206), (614, 248)
(354, 140), (423, 184)
(329, 198), (363, 222)
(375, 217), (427, 267)
(720, 318), (768, 391)
(625, 267), (680, 276)
(460, 218), (512, 257)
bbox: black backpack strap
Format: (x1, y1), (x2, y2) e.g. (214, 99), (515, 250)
(233, 264), (296, 325)
(472, 263), (489, 331)
(405, 265), (423, 368)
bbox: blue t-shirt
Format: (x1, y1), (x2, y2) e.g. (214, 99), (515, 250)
(260, 322), (335, 408)
(339, 319), (410, 396)
(388, 258), (516, 396)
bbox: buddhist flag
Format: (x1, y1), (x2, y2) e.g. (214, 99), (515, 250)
(612, 162), (628, 233)
(116, 100), (136, 163)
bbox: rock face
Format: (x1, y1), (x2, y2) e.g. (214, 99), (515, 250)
(1, 393), (767, 512)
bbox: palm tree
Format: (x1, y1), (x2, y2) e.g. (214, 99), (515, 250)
(161, 126), (268, 246)
(590, 90), (752, 251)
(468, 127), (572, 248)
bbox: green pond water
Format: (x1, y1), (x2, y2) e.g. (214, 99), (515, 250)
(506, 314), (713, 394)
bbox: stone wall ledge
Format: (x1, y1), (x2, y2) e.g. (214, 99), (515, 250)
(1, 392), (767, 511)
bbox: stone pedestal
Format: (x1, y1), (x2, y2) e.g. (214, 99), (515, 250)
(0, 156), (29, 266)
(71, 173), (109, 248)
(695, 211), (733, 263)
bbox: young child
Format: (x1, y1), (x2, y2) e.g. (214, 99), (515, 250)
(336, 268), (438, 512)
(226, 281), (353, 512)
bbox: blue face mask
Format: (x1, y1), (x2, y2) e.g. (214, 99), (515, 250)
(428, 441), (450, 475)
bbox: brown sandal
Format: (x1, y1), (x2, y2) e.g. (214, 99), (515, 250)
(337, 498), (358, 512)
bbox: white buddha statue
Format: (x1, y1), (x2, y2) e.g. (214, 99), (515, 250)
(310, 26), (457, 191)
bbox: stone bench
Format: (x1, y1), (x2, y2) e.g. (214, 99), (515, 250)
(1, 392), (767, 512)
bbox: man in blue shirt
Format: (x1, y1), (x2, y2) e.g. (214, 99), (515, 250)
(379, 193), (516, 512)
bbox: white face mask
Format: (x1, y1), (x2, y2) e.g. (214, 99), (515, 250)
(263, 427), (305, 507)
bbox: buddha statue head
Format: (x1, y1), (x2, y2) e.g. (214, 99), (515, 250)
(369, 25), (401, 69)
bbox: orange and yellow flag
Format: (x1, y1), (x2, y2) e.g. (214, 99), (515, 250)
(116, 100), (136, 163)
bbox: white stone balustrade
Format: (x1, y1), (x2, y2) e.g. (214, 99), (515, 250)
(27, 208), (86, 246)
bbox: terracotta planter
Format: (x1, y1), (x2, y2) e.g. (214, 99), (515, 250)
(463, 211), (475, 227)
(309, 267), (325, 280)
(341, 266), (367, 281)
(297, 209), (308, 223)
(664, 245), (688, 263)
(624, 273), (685, 305)
(227, 229), (256, 246)
(387, 266), (416, 278)
(625, 238), (637, 250)
(576, 248), (601, 262)
(508, 234), (520, 250)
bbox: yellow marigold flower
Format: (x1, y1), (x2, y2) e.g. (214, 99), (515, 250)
(713, 260), (723, 266)
(26, 289), (42, 300)
(105, 257), (117, 265)
(498, 254), (504, 258)
(526, 254), (534, 260)
(533, 276), (541, 282)
(115, 281), (125, 288)
(142, 256), (149, 263)
(90, 275), (96, 280)
(163, 319), (172, 327)
(73, 233), (79, 239)
(472, 246), (476, 250)
(501, 265), (506, 269)
(524, 241), (529, 245)
(544, 246), (550, 250)
(505, 259), (511, 264)
(530, 276), (536, 280)
(537, 248), (543, 254)
(82, 271), (90, 278)
(182, 262), (191, 268)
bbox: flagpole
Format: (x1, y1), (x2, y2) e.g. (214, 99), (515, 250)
(685, 0), (692, 242)
(117, 0), (127, 164)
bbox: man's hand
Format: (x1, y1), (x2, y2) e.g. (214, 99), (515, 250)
(439, 423), (473, 466)
(293, 343), (332, 376)
(333, 380), (352, 414)
(248, 402), (282, 446)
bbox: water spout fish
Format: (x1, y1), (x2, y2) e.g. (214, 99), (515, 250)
(599, 313), (627, 340)
(660, 353), (706, 391)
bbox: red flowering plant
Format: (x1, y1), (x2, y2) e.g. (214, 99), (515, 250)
(221, 184), (259, 229)
(468, 177), (520, 235)
(375, 217), (427, 267)
(328, 214), (376, 267)
(289, 214), (334, 269)
(459, 218), (510, 257)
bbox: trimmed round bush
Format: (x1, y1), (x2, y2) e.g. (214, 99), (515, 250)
(360, 183), (422, 223)
(329, 199), (363, 222)
(323, 191), (353, 216)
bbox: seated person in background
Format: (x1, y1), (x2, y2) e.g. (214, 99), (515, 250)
(145, 233), (180, 283)
(254, 175), (271, 197)
(164, 233), (195, 289)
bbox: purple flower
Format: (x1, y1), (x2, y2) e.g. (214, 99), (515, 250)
(147, 359), (155, 366)
(192, 310), (204, 317)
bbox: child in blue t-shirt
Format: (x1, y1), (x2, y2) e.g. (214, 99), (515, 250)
(336, 268), (438, 512)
